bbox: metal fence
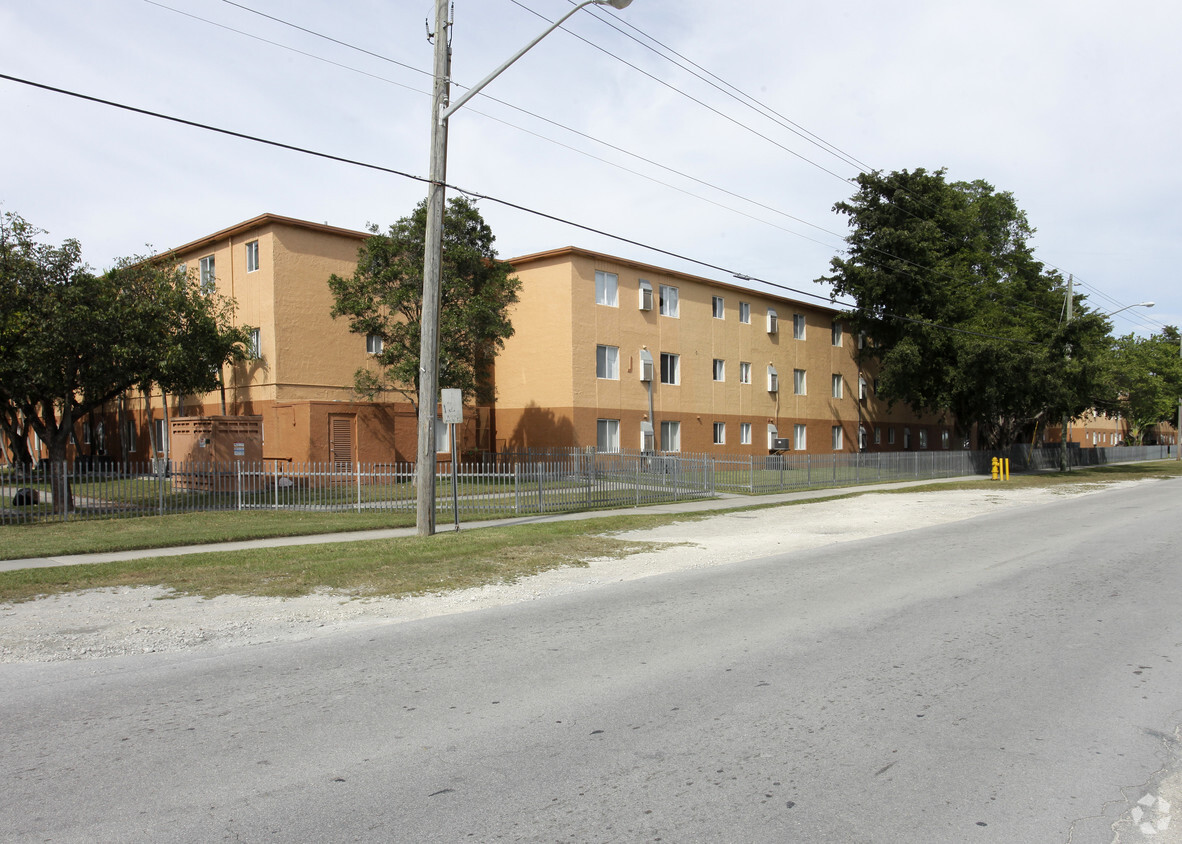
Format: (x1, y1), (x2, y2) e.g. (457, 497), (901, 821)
(0, 444), (1174, 525)
(0, 452), (716, 525)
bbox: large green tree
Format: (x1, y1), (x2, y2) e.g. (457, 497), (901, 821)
(0, 211), (253, 509)
(820, 168), (1111, 449)
(1105, 327), (1182, 443)
(328, 196), (520, 409)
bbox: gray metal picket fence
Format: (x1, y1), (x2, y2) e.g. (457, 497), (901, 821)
(0, 444), (1174, 525)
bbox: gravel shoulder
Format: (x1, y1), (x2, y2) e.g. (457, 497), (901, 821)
(0, 483), (1124, 663)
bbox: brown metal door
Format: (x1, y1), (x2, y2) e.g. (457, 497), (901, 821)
(329, 414), (355, 472)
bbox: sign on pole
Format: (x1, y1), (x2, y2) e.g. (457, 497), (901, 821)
(441, 389), (463, 530)
(441, 389), (463, 424)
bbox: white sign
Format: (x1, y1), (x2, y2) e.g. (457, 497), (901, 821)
(441, 388), (464, 424)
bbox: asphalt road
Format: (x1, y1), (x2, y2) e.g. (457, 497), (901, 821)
(3, 479), (1181, 843)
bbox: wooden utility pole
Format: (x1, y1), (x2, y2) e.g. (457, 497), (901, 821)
(416, 0), (452, 537)
(1059, 275), (1074, 472)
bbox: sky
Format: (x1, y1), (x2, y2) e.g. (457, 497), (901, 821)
(2, 0), (1179, 338)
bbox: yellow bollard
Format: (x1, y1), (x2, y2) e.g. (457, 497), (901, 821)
(991, 457), (1000, 481)
(1004, 458), (1010, 481)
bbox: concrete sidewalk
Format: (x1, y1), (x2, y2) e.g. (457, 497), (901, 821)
(1, 476), (980, 573)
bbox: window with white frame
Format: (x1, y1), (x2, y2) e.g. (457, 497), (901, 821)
(767, 423), (779, 449)
(919, 429), (928, 449)
(659, 284), (679, 317)
(942, 430), (950, 449)
(832, 425), (843, 450)
(739, 301), (751, 323)
(249, 327), (261, 359)
(859, 376), (867, 400)
(793, 313), (806, 340)
(596, 344), (620, 379)
(597, 418), (620, 452)
(660, 420), (681, 452)
(767, 308), (778, 334)
(832, 321), (843, 346)
(832, 373), (843, 399)
(595, 270), (618, 307)
(794, 423), (807, 451)
(713, 358), (725, 381)
(740, 422), (751, 445)
(904, 428), (912, 449)
(713, 422), (725, 444)
(739, 361), (751, 384)
(199, 255), (216, 292)
(246, 240), (259, 273)
(793, 368), (806, 395)
(768, 364), (778, 392)
(712, 296), (725, 319)
(124, 419), (137, 452)
(366, 333), (384, 354)
(875, 427), (882, 445)
(859, 425), (867, 450)
(660, 352), (679, 385)
(889, 427), (896, 445)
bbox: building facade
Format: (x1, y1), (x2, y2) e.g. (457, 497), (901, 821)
(28, 213), (1153, 467)
(494, 247), (956, 456)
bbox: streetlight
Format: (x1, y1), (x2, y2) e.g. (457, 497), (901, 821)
(1104, 301), (1155, 318)
(416, 0), (635, 536)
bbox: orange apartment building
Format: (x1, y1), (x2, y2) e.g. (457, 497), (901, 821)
(11, 213), (977, 466)
(495, 247), (956, 456)
(155, 213), (421, 466)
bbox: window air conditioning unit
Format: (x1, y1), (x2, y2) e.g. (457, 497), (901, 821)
(639, 349), (654, 382)
(772, 438), (792, 451)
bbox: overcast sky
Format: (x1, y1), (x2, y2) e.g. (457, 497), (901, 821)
(2, 0), (1178, 337)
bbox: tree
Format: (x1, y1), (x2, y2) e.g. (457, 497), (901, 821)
(328, 197), (520, 409)
(0, 211), (253, 511)
(820, 168), (1111, 449)
(1106, 327), (1182, 443)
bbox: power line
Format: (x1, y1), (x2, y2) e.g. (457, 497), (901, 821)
(205, 0), (1151, 317)
(573, 0), (873, 173)
(151, 1), (983, 296)
(150, 0), (1048, 310)
(144, 1), (429, 96)
(0, 71), (1040, 348)
(501, 0), (856, 185)
(148, 0), (849, 250)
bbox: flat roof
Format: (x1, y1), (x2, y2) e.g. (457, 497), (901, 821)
(508, 245), (840, 315)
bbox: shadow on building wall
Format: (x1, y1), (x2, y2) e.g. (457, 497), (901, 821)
(504, 403), (577, 452)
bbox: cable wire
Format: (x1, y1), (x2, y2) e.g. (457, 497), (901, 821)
(148, 1), (849, 249)
(0, 70), (1085, 349)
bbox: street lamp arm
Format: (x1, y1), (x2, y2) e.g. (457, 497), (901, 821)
(1103, 301), (1155, 318)
(440, 0), (628, 123)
